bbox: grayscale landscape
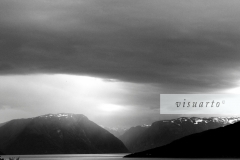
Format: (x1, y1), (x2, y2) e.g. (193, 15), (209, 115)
(1, 0), (240, 159)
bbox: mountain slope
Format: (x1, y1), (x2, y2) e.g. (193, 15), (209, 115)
(0, 122), (7, 128)
(0, 113), (129, 155)
(120, 117), (240, 152)
(119, 125), (148, 152)
(101, 126), (128, 138)
(125, 121), (240, 158)
(0, 151), (4, 155)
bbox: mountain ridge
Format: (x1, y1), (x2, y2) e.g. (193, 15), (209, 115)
(0, 113), (129, 155)
(125, 120), (240, 158)
(100, 126), (129, 138)
(119, 117), (240, 152)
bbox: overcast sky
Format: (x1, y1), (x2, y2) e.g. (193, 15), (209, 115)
(1, 0), (240, 127)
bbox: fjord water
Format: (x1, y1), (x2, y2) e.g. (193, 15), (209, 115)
(0, 154), (149, 160)
(1, 154), (130, 160)
(1, 155), (237, 160)
(1, 154), (126, 160)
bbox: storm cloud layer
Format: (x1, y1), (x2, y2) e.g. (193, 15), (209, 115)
(0, 0), (240, 126)
(1, 0), (240, 92)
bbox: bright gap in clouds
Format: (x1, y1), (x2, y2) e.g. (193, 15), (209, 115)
(99, 104), (127, 113)
(225, 80), (240, 94)
(0, 74), (160, 127)
(0, 74), (125, 122)
(226, 87), (240, 94)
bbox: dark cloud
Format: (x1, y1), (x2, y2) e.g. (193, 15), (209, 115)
(1, 0), (240, 93)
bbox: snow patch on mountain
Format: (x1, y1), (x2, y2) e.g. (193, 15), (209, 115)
(141, 124), (151, 127)
(193, 119), (203, 124)
(38, 113), (86, 119)
(167, 117), (240, 126)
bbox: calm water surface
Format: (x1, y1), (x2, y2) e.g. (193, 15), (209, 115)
(1, 154), (237, 160)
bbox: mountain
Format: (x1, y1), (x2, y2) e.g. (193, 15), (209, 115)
(125, 121), (240, 158)
(0, 122), (7, 128)
(0, 113), (129, 155)
(120, 117), (240, 153)
(119, 125), (149, 152)
(100, 126), (128, 138)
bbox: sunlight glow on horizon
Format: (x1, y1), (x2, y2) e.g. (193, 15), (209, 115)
(0, 73), (163, 127)
(0, 74), (129, 122)
(99, 104), (127, 113)
(225, 85), (240, 94)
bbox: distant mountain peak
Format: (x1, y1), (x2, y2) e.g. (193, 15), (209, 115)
(100, 126), (129, 137)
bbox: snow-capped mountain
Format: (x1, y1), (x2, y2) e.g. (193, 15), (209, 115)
(119, 117), (240, 153)
(0, 113), (128, 155)
(125, 119), (240, 158)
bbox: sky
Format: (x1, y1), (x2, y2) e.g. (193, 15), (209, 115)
(1, 0), (240, 127)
